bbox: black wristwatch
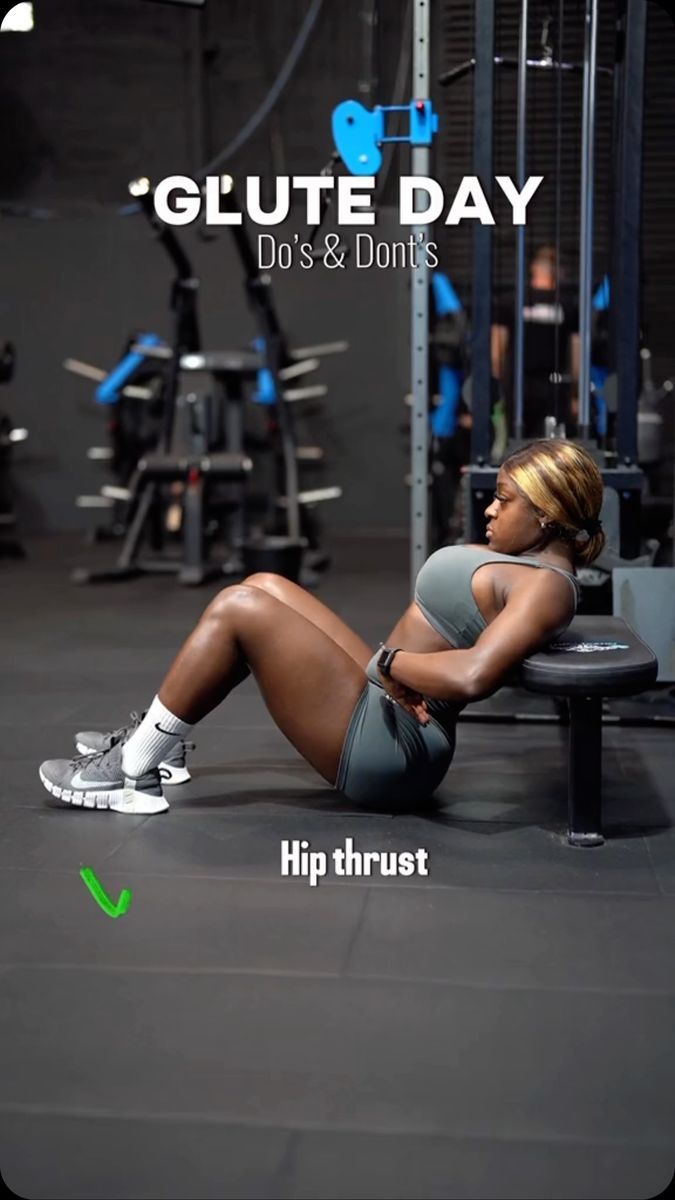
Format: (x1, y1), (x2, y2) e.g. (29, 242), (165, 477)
(377, 645), (401, 678)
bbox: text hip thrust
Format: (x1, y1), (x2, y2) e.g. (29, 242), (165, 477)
(281, 837), (430, 887)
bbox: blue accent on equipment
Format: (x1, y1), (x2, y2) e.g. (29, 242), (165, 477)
(250, 337), (278, 405)
(332, 99), (439, 176)
(431, 366), (463, 437)
(431, 272), (462, 316)
(95, 333), (164, 405)
(592, 276), (610, 311)
(591, 365), (609, 437)
(429, 270), (464, 437)
(253, 367), (278, 406)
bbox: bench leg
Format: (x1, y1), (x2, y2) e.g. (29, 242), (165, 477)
(567, 696), (604, 847)
(118, 479), (155, 570)
(180, 472), (207, 585)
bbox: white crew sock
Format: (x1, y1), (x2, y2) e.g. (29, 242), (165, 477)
(121, 696), (193, 779)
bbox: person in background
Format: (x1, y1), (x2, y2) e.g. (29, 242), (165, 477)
(491, 245), (579, 439)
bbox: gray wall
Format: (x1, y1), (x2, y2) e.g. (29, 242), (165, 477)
(0, 0), (408, 205)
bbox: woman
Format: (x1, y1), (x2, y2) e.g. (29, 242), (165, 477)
(39, 439), (604, 814)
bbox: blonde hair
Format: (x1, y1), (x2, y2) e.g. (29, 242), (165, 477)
(502, 440), (606, 565)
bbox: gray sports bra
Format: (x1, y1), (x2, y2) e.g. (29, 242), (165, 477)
(414, 544), (580, 650)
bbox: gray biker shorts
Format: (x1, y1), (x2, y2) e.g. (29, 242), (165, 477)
(334, 651), (456, 805)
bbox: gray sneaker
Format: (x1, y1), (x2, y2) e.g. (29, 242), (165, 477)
(74, 711), (192, 785)
(39, 741), (169, 815)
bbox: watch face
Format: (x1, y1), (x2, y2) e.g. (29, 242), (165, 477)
(377, 647), (392, 674)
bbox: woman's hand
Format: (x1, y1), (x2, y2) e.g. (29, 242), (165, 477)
(377, 671), (430, 725)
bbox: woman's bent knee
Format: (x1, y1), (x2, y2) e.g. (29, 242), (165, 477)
(242, 572), (285, 593)
(206, 583), (266, 622)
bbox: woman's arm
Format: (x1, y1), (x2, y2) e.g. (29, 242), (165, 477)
(388, 572), (573, 702)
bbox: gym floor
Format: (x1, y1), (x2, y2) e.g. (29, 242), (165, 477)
(1, 536), (674, 1200)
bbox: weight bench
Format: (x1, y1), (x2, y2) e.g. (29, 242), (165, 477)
(518, 616), (658, 847)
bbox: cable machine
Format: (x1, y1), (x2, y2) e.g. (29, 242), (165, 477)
(443, 0), (647, 563)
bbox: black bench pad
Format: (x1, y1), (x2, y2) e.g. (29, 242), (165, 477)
(137, 453), (251, 481)
(519, 616), (658, 697)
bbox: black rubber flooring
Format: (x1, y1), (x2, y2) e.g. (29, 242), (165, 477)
(1, 535), (674, 1199)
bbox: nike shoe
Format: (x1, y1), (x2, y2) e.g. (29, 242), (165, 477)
(39, 742), (169, 815)
(74, 711), (193, 785)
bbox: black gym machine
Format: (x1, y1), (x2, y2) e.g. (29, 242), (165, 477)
(69, 183), (253, 585)
(429, 0), (675, 762)
(455, 0), (648, 559)
(68, 179), (344, 586)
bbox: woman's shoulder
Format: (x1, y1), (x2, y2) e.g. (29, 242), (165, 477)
(456, 545), (575, 575)
(424, 542), (491, 559)
(421, 543), (510, 566)
(417, 543), (490, 573)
